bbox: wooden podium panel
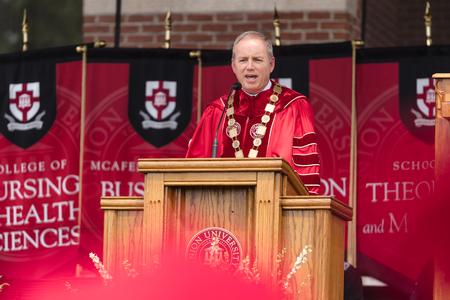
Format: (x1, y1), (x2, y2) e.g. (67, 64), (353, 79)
(281, 197), (351, 298)
(163, 186), (255, 259)
(433, 74), (450, 300)
(101, 158), (351, 299)
(101, 197), (144, 276)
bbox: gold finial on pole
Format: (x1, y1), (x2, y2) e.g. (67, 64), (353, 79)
(22, 9), (29, 52)
(424, 1), (432, 46)
(94, 40), (107, 48)
(351, 40), (365, 48)
(189, 50), (201, 59)
(163, 10), (172, 49)
(273, 5), (281, 46)
(75, 45), (87, 54)
(75, 40), (107, 53)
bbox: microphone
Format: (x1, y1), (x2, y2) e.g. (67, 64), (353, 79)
(211, 82), (242, 158)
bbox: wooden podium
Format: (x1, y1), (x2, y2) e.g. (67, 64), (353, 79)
(433, 74), (450, 300)
(101, 158), (351, 299)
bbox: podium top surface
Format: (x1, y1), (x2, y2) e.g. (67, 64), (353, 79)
(138, 158), (309, 195)
(433, 73), (450, 79)
(138, 157), (294, 173)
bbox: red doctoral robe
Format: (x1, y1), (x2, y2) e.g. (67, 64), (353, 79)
(186, 81), (320, 194)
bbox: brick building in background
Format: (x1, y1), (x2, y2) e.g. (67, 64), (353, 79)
(365, 0), (450, 47)
(82, 0), (362, 49)
(82, 0), (450, 49)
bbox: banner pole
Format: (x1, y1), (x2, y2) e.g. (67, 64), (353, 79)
(114, 0), (122, 48)
(347, 40), (364, 266)
(75, 45), (88, 252)
(190, 50), (202, 122)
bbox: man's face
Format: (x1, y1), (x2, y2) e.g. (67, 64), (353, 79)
(231, 36), (275, 94)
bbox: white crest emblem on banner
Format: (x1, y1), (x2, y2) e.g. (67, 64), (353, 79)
(139, 80), (180, 130)
(411, 78), (435, 127)
(6, 82), (45, 131)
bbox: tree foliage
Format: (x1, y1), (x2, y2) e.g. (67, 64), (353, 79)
(0, 0), (81, 54)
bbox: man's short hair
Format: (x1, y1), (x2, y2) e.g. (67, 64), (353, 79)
(232, 31), (274, 59)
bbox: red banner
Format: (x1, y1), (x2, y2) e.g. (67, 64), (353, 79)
(356, 62), (434, 286)
(79, 61), (197, 262)
(309, 57), (352, 200)
(0, 61), (82, 279)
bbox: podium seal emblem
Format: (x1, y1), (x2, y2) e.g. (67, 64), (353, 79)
(186, 227), (242, 270)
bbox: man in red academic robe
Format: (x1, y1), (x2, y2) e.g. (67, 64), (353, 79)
(186, 31), (320, 194)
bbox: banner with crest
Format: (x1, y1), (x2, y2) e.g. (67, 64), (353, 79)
(78, 48), (197, 262)
(356, 46), (450, 293)
(0, 48), (82, 279)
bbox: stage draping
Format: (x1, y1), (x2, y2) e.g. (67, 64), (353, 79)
(0, 44), (448, 295)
